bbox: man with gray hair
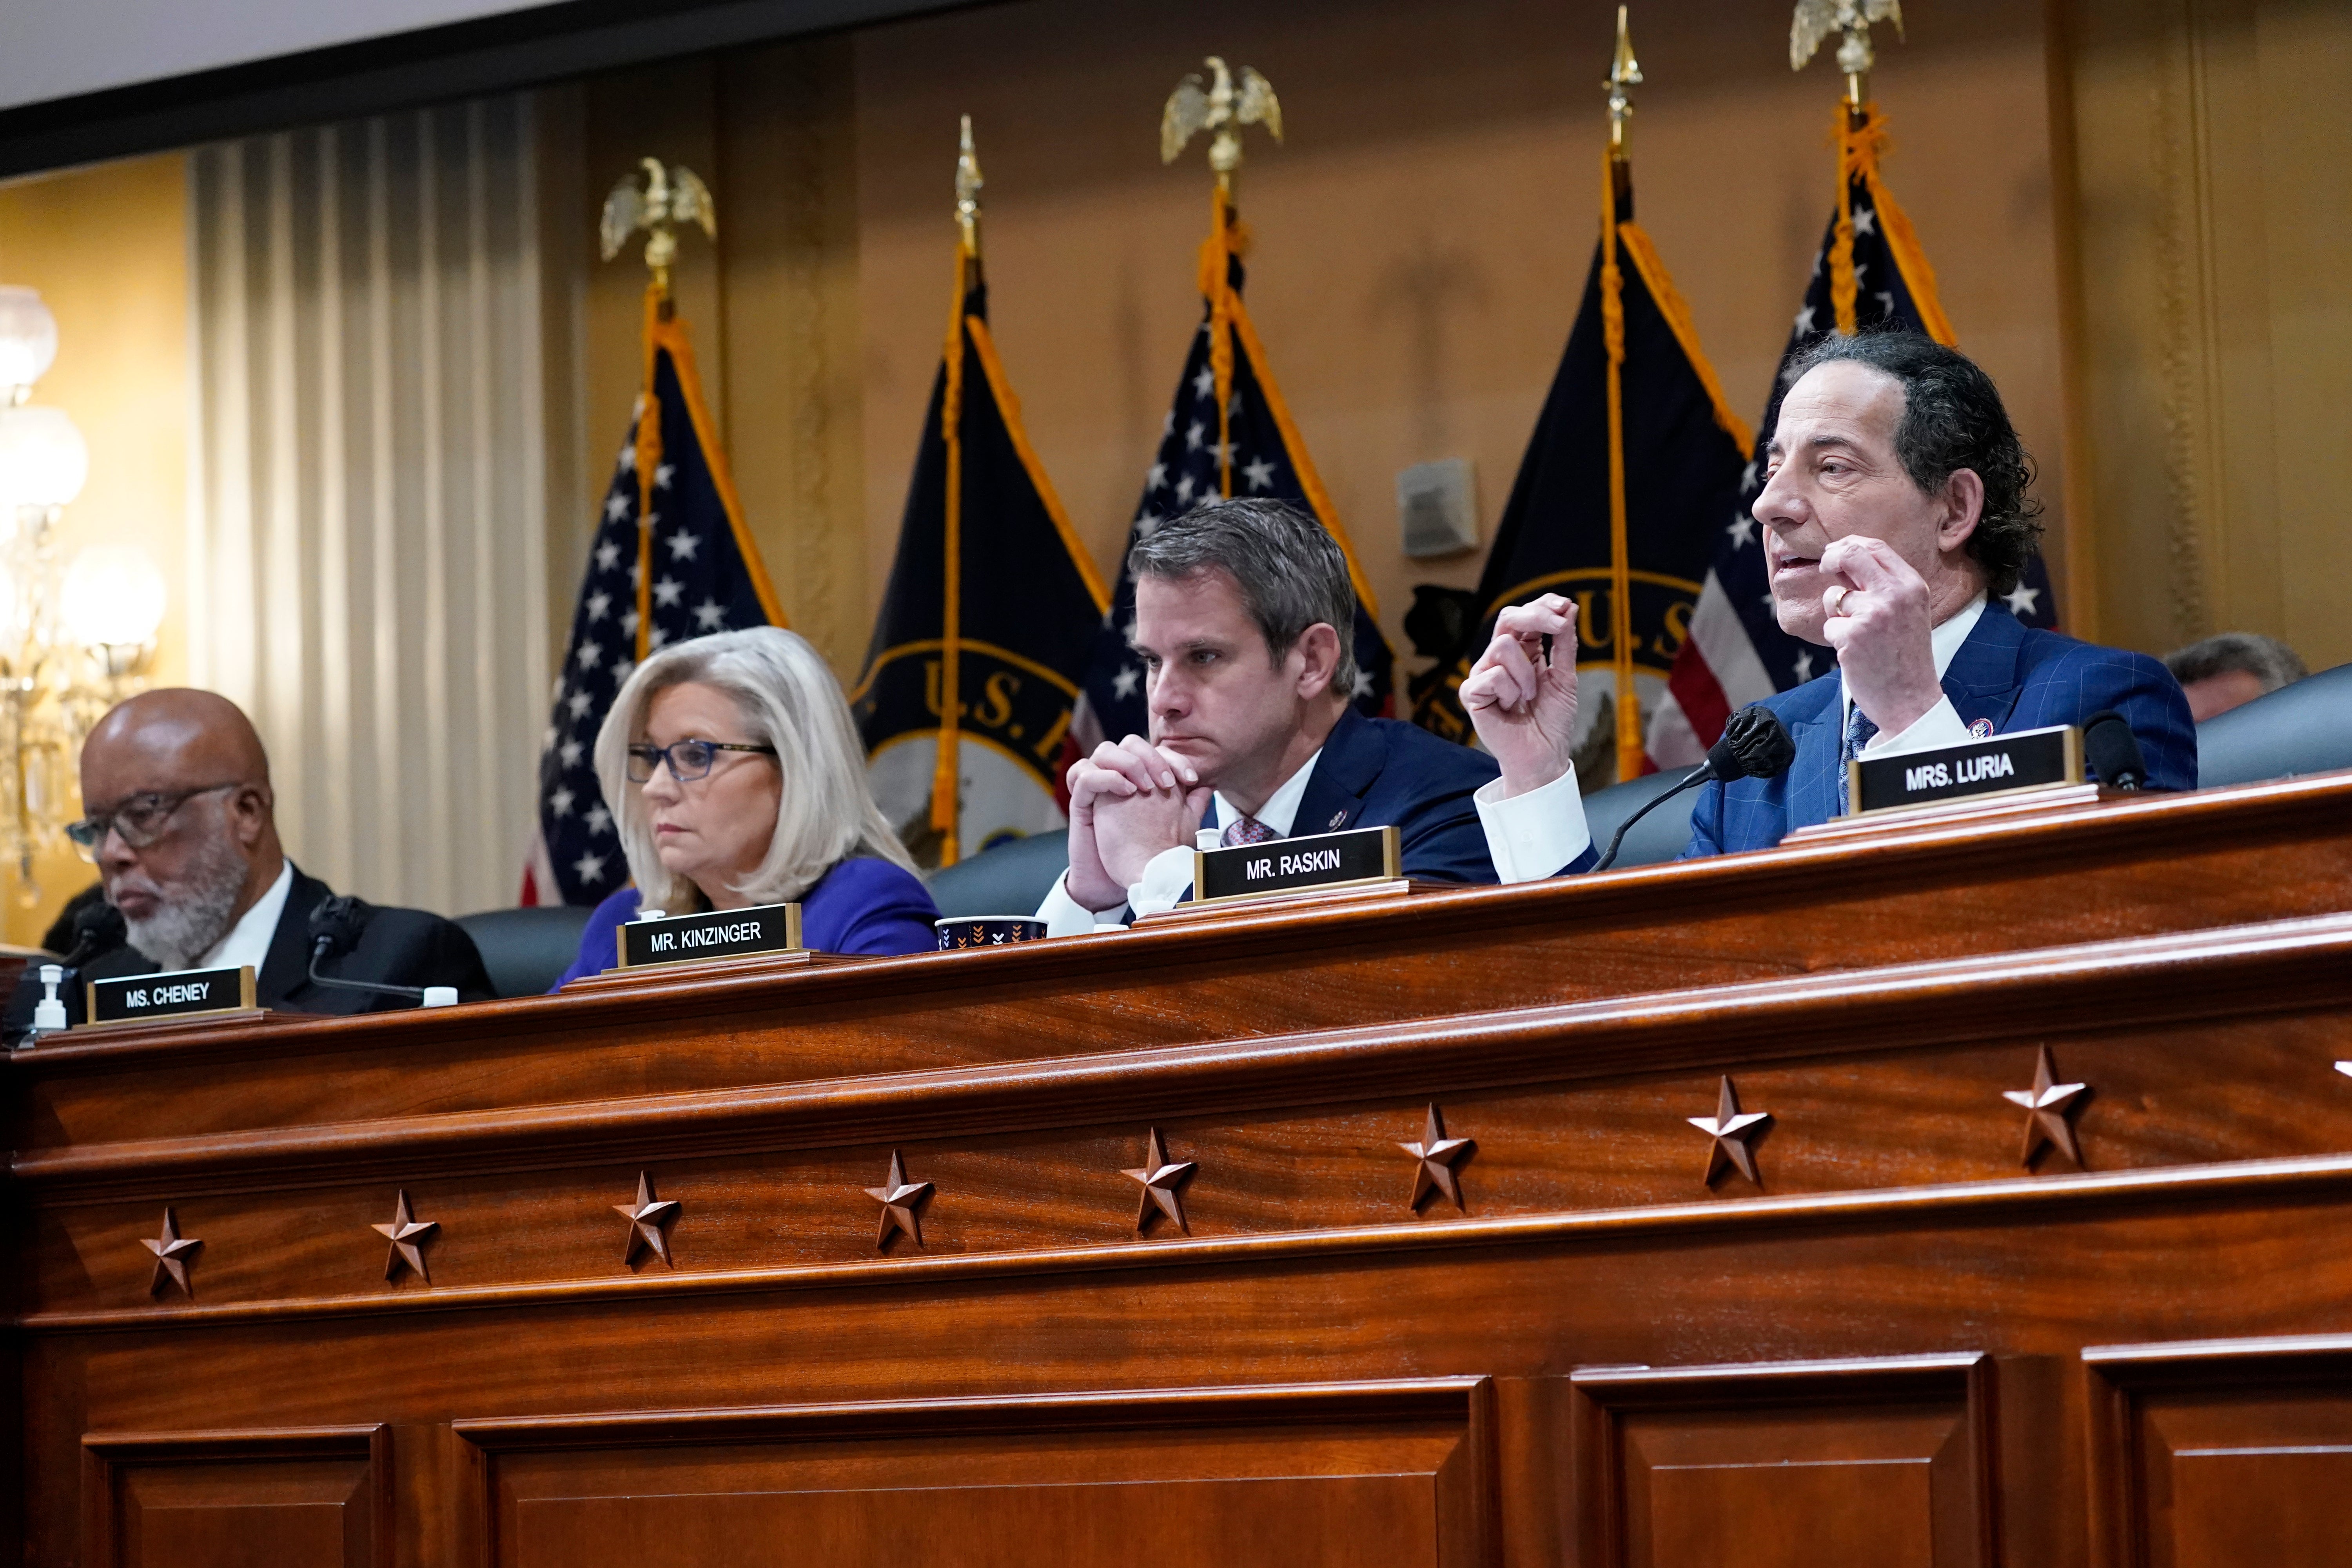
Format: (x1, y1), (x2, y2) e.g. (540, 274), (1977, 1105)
(1040, 498), (1595, 932)
(2164, 632), (2306, 722)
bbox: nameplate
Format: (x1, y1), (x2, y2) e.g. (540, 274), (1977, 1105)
(85, 965), (256, 1027)
(1849, 723), (2082, 816)
(1194, 824), (1400, 905)
(615, 902), (803, 969)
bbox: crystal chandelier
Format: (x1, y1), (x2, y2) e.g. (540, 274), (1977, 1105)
(0, 286), (167, 906)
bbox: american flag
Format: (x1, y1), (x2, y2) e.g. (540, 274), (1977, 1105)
(1651, 108), (2059, 766)
(523, 304), (782, 905)
(1074, 246), (1393, 750)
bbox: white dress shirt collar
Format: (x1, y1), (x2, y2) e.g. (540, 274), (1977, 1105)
(199, 859), (294, 974)
(1214, 746), (1322, 839)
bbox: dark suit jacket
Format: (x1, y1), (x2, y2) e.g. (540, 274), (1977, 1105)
(5, 866), (495, 1039)
(1682, 603), (2198, 858)
(1200, 707), (1594, 885)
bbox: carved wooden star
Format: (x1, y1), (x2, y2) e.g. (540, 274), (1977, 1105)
(1398, 1103), (1474, 1210)
(371, 1190), (439, 1283)
(613, 1171), (682, 1266)
(864, 1150), (933, 1250)
(1122, 1127), (1196, 1233)
(1688, 1075), (1773, 1187)
(141, 1207), (202, 1297)
(2004, 1045), (2088, 1167)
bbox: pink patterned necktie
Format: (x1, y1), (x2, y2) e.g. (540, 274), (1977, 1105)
(1221, 813), (1278, 847)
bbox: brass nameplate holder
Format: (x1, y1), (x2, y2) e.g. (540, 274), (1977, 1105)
(1847, 723), (2083, 819)
(84, 965), (258, 1029)
(612, 902), (802, 972)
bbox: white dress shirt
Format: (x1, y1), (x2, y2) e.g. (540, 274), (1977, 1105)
(198, 859), (294, 974)
(1036, 733), (1587, 935)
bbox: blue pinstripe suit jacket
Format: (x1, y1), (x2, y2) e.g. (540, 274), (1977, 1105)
(1681, 604), (2197, 858)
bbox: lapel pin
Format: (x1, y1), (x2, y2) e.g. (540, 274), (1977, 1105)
(1327, 810), (1347, 830)
(1968, 718), (1994, 739)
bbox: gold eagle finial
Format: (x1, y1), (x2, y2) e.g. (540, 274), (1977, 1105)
(1790, 0), (1905, 109)
(1604, 6), (1643, 152)
(1161, 56), (1283, 196)
(599, 156), (718, 296)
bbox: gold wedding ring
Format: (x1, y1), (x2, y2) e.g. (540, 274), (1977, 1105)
(1828, 586), (1854, 618)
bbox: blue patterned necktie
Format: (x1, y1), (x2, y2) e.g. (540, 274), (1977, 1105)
(1221, 813), (1278, 847)
(1837, 702), (1880, 815)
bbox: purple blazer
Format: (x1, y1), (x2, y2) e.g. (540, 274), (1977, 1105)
(549, 855), (940, 990)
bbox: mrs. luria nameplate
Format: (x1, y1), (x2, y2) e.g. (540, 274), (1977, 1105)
(1849, 722), (2082, 816)
(1194, 824), (1401, 904)
(86, 965), (257, 1027)
(615, 902), (803, 969)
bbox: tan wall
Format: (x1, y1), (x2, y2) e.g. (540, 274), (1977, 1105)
(0, 152), (189, 945)
(2054, 0), (2352, 667)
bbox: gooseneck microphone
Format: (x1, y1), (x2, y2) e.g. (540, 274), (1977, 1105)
(60, 900), (128, 970)
(307, 895), (441, 1005)
(1593, 704), (1798, 871)
(2081, 709), (2149, 791)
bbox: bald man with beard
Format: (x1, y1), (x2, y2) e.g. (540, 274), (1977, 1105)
(5, 690), (492, 1038)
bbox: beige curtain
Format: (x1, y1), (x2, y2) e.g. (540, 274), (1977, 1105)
(188, 95), (555, 916)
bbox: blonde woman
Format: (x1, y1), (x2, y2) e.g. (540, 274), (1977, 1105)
(550, 628), (936, 987)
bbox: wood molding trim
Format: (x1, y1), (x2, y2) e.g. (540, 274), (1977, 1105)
(81, 1423), (391, 1568)
(24, 1151), (2352, 1334)
(18, 908), (2352, 1198)
(2082, 1332), (2352, 1568)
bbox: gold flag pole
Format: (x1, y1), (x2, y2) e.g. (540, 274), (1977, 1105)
(1162, 56), (1282, 501)
(1599, 7), (1645, 785)
(930, 118), (985, 867)
(599, 158), (720, 657)
(1791, 2), (1923, 339)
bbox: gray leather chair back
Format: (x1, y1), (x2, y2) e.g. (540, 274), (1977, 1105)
(926, 831), (1073, 918)
(456, 905), (597, 997)
(2193, 663), (2352, 788)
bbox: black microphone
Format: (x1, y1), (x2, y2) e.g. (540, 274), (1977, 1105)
(1594, 704), (1797, 871)
(59, 899), (127, 969)
(2082, 709), (2148, 791)
(307, 894), (433, 1003)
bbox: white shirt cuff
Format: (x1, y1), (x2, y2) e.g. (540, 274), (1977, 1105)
(1037, 871), (1120, 937)
(1862, 695), (1972, 759)
(1474, 762), (1592, 882)
(1129, 843), (1196, 918)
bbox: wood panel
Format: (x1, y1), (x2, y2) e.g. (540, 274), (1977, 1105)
(2087, 1333), (2352, 1568)
(457, 1382), (1494, 1568)
(1573, 1356), (1993, 1568)
(80, 1425), (389, 1568)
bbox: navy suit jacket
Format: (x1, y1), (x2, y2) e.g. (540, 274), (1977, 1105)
(1203, 708), (1513, 884)
(1682, 604), (2197, 858)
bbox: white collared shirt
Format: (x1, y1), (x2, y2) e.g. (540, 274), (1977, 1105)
(198, 859), (294, 974)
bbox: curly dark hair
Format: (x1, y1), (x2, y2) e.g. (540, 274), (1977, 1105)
(1782, 329), (2044, 597)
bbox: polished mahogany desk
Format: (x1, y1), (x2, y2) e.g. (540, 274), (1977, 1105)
(8, 771), (2352, 1566)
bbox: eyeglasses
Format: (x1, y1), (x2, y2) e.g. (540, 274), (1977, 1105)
(625, 739), (778, 784)
(65, 782), (241, 857)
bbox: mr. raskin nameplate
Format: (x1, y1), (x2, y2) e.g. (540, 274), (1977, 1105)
(86, 965), (257, 1027)
(615, 902), (803, 969)
(1194, 824), (1401, 905)
(1849, 722), (2083, 816)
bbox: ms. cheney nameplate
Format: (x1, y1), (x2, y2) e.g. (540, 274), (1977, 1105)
(1194, 824), (1401, 904)
(615, 902), (804, 969)
(86, 965), (257, 1027)
(1849, 722), (2082, 816)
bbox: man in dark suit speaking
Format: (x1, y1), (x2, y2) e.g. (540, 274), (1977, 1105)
(1461, 332), (2195, 857)
(1038, 499), (1596, 932)
(5, 689), (492, 1038)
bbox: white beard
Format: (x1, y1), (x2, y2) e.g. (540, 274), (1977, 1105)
(116, 831), (250, 971)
